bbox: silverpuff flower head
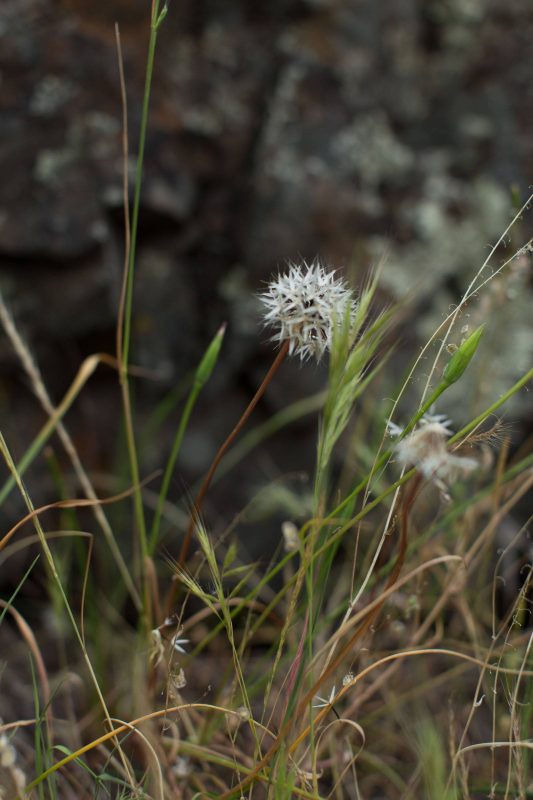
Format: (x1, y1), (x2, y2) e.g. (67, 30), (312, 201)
(259, 259), (355, 362)
(388, 413), (478, 496)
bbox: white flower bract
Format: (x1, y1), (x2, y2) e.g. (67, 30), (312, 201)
(259, 259), (355, 362)
(171, 634), (189, 654)
(313, 685), (337, 708)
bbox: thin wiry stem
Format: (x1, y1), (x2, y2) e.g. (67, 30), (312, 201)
(0, 434), (137, 790)
(176, 339), (290, 571)
(0, 289), (140, 610)
(116, 2), (165, 625)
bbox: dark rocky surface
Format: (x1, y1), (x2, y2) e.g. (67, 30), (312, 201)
(0, 0), (531, 560)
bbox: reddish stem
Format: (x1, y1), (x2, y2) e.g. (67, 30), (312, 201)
(176, 339), (290, 569)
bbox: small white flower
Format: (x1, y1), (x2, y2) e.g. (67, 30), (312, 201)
(259, 259), (355, 362)
(313, 685), (337, 708)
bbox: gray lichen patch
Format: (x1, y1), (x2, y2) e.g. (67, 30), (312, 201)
(331, 112), (414, 188)
(29, 74), (77, 116)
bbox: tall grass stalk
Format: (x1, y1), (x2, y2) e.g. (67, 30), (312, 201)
(149, 324), (226, 552)
(116, 0), (168, 624)
(177, 338), (291, 569)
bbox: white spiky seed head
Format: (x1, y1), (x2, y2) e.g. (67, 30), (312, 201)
(259, 259), (355, 362)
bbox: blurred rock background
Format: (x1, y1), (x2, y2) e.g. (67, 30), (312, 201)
(0, 0), (531, 560)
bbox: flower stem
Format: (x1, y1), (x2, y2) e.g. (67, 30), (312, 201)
(177, 339), (291, 569)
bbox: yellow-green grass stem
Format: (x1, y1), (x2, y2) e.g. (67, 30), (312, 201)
(117, 0), (167, 623)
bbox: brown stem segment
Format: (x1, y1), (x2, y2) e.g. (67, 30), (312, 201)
(219, 472), (423, 799)
(176, 339), (290, 569)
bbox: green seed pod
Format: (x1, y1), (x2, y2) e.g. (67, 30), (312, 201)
(195, 323), (226, 386)
(442, 325), (484, 386)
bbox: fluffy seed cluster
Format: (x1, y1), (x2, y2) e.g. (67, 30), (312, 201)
(388, 413), (478, 495)
(259, 260), (355, 362)
(0, 732), (26, 798)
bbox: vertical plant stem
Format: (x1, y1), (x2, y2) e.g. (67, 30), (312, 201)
(176, 340), (290, 569)
(149, 323), (226, 553)
(149, 388), (199, 552)
(116, 0), (165, 625)
(292, 473), (422, 738)
(121, 1), (162, 368)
